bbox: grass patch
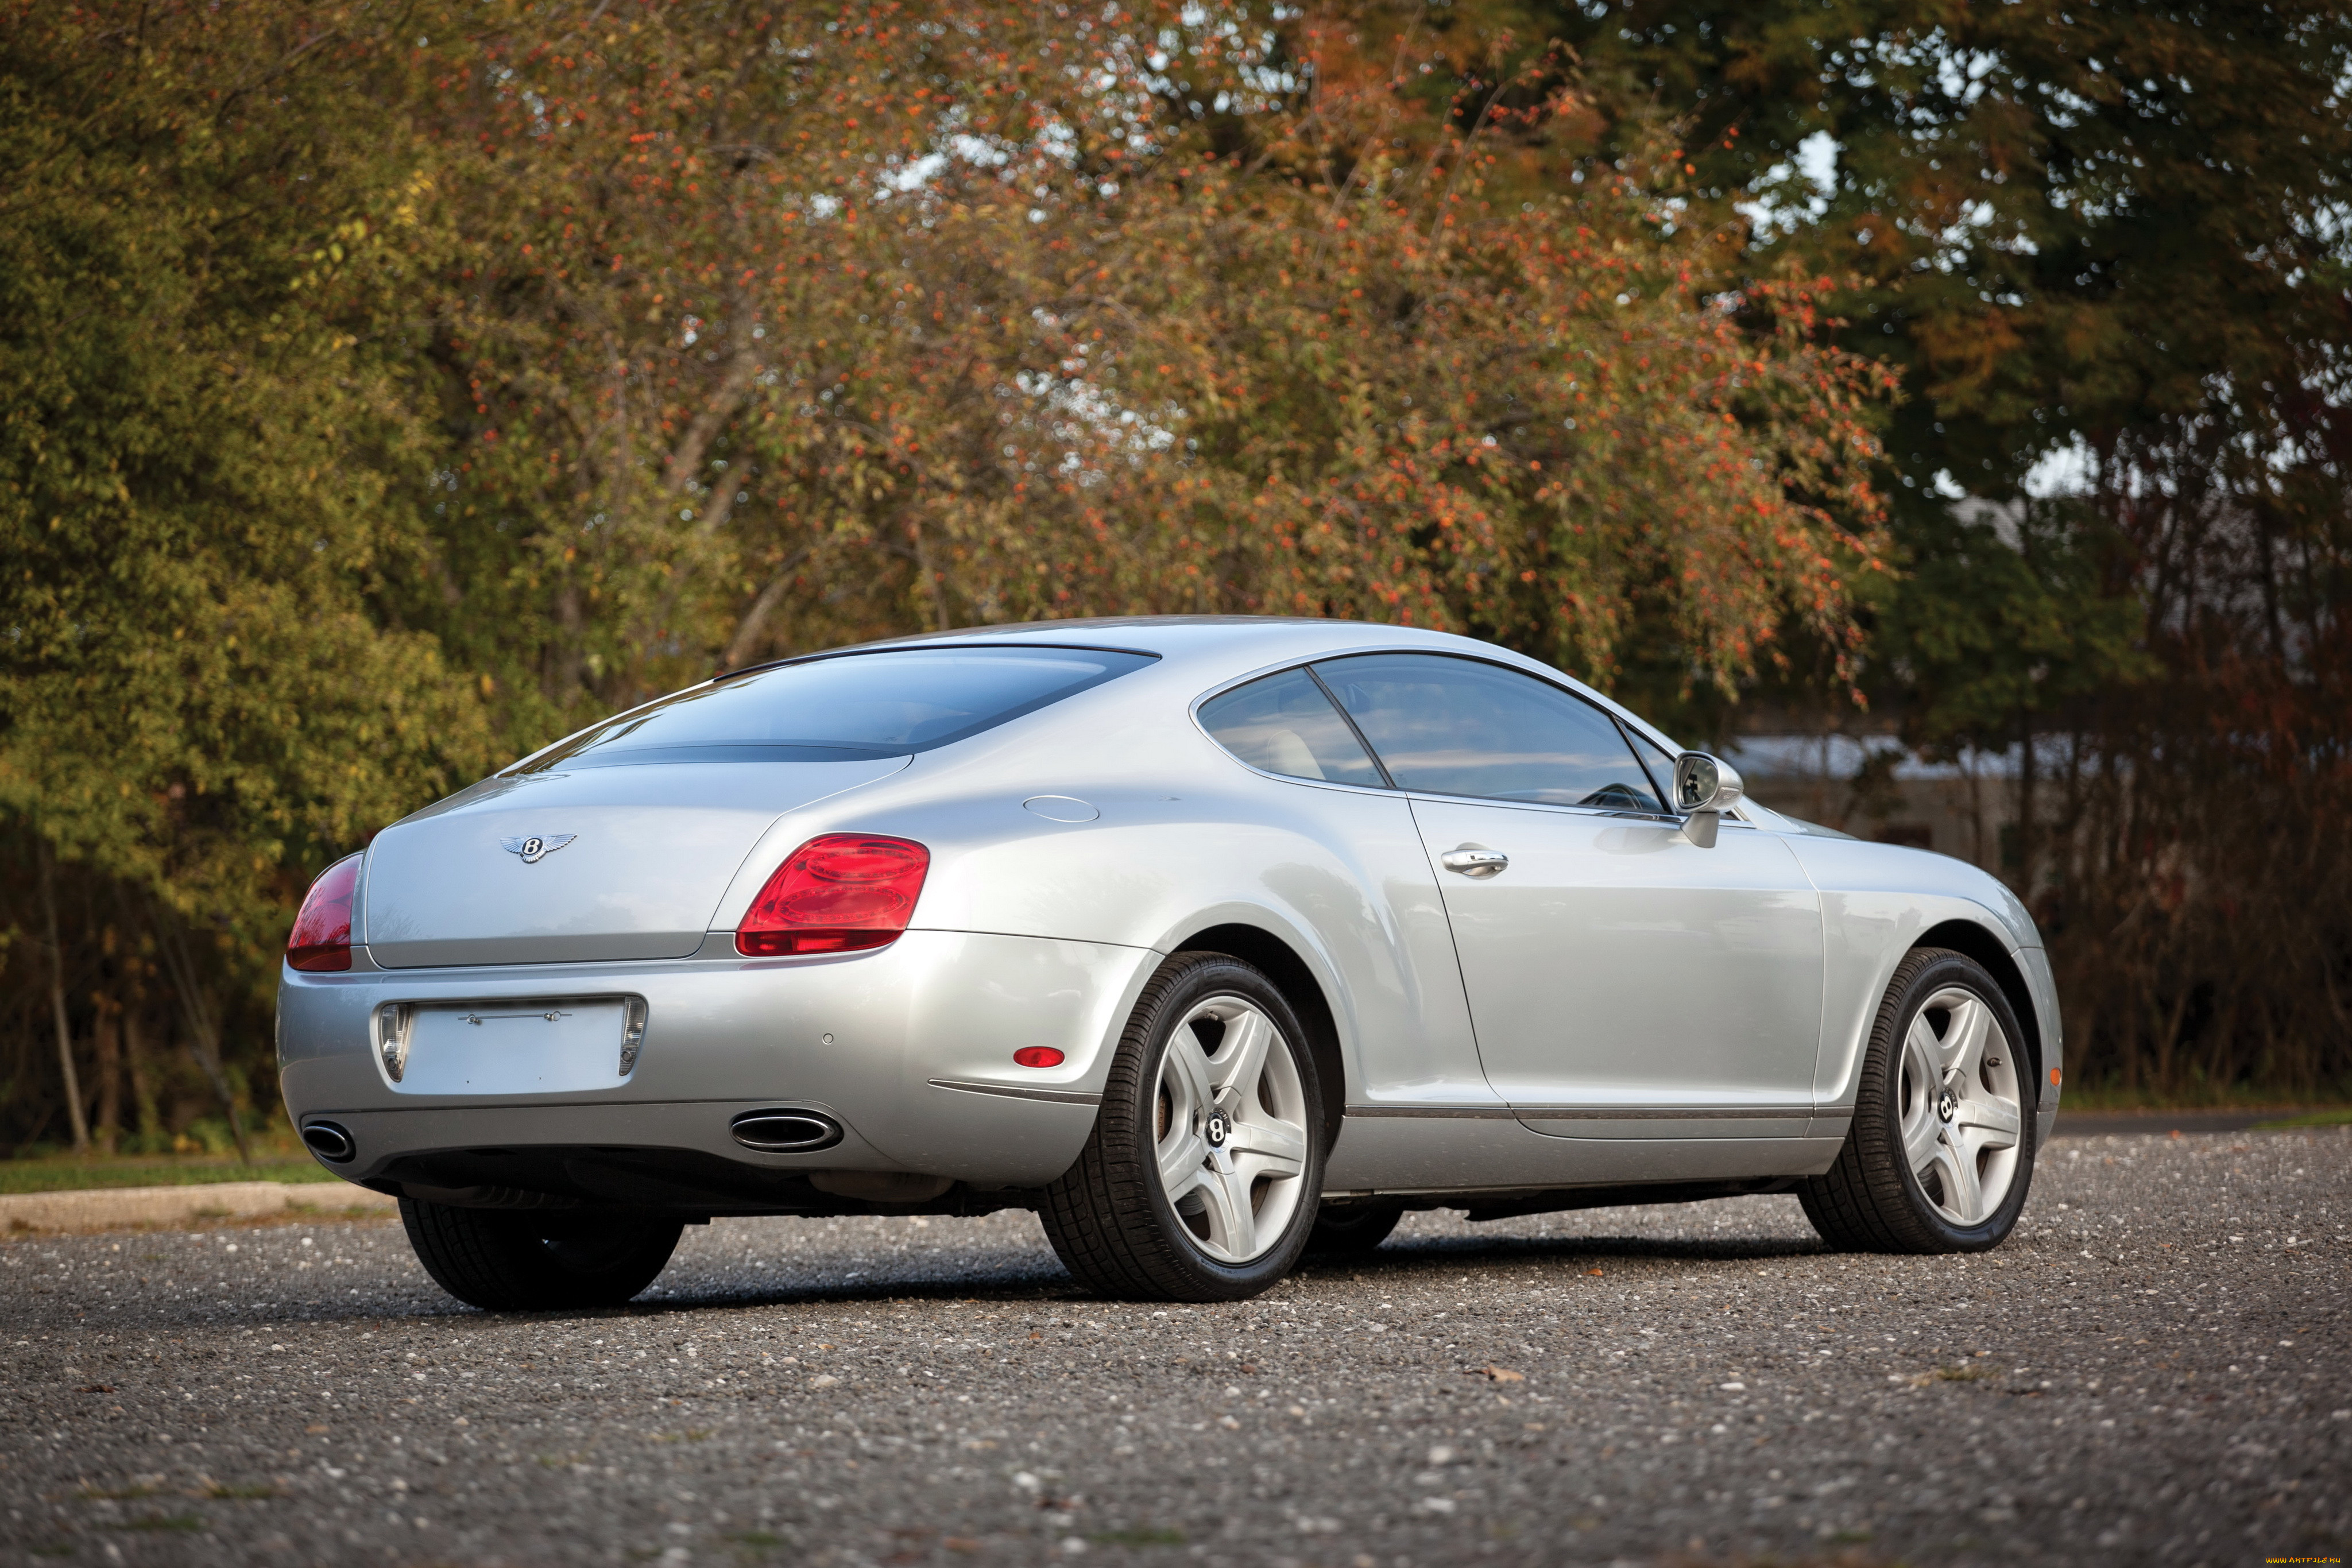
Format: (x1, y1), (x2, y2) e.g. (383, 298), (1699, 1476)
(202, 1482), (281, 1500)
(1091, 1528), (1186, 1547)
(79, 1485), (158, 1501)
(0, 1155), (337, 1195)
(115, 1515), (203, 1534)
(2254, 1108), (2352, 1129)
(2056, 1083), (2352, 1113)
(1935, 1364), (1991, 1382)
(728, 1531), (788, 1550)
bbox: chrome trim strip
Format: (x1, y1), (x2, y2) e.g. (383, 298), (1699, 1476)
(1346, 1104), (1814, 1121)
(1514, 1106), (1815, 1121)
(926, 1077), (1103, 1107)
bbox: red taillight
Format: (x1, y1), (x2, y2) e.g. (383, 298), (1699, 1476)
(287, 854), (362, 972)
(1013, 1047), (1065, 1068)
(736, 834), (929, 957)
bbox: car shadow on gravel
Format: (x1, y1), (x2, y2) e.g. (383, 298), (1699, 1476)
(1304, 1230), (1829, 1275)
(29, 1221), (1829, 1334)
(639, 1258), (1082, 1313)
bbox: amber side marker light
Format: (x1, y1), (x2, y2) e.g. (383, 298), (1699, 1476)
(2049, 1067), (2063, 1087)
(287, 855), (363, 972)
(737, 834), (930, 957)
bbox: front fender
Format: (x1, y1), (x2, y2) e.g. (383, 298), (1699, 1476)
(1783, 835), (2060, 1122)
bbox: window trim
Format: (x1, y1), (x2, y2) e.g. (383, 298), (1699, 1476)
(1612, 714), (1678, 814)
(1303, 664), (1398, 789)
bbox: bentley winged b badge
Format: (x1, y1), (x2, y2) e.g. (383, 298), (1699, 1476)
(500, 833), (577, 865)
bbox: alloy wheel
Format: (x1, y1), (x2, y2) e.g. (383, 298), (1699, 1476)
(1897, 985), (2025, 1226)
(1151, 994), (1310, 1264)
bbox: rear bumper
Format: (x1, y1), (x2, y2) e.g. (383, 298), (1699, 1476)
(277, 928), (1158, 1200)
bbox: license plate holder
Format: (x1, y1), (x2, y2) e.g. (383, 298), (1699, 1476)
(385, 998), (639, 1095)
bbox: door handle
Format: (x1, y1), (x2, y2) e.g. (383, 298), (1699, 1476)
(1441, 846), (1510, 879)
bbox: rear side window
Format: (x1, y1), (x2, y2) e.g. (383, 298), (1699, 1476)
(1197, 667), (1386, 787)
(517, 646), (1157, 771)
(1314, 652), (1666, 811)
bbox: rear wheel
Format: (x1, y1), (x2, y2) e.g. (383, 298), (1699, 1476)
(399, 1199), (682, 1311)
(1040, 952), (1324, 1302)
(1800, 947), (2035, 1253)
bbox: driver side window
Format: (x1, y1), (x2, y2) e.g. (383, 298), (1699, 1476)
(1313, 653), (1665, 812)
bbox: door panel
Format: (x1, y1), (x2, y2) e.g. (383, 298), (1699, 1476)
(1407, 800), (1825, 1139)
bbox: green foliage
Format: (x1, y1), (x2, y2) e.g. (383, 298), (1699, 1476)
(3, 0), (2344, 1140)
(0, 2), (493, 1149)
(1869, 498), (2150, 749)
(0, 2), (495, 939)
(1513, 0), (2352, 1092)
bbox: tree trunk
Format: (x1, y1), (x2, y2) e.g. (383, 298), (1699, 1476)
(152, 913), (253, 1165)
(36, 842), (91, 1153)
(2015, 710), (2038, 904)
(125, 1009), (161, 1151)
(94, 999), (122, 1156)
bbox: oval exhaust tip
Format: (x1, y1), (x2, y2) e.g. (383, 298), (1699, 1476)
(301, 1121), (356, 1163)
(730, 1109), (844, 1154)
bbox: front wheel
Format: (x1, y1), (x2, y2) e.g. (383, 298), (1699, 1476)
(1800, 947), (2036, 1253)
(399, 1199), (683, 1311)
(1040, 951), (1325, 1302)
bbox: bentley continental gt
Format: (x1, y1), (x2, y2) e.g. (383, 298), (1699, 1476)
(278, 618), (2060, 1308)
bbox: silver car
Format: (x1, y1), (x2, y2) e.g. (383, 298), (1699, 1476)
(278, 617), (2059, 1308)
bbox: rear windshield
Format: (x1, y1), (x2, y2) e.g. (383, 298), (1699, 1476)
(513, 645), (1158, 772)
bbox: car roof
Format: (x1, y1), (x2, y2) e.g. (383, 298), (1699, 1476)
(822, 614), (1488, 660)
(796, 615), (1683, 753)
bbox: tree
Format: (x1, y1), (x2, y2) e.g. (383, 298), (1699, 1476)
(1503, 0), (2352, 1093)
(0, 1), (494, 1149)
(0, 0), (1906, 1148)
(415, 1), (1893, 717)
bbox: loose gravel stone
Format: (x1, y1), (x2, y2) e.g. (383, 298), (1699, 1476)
(2, 1128), (2345, 1566)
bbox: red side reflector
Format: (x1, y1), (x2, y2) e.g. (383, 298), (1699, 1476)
(1013, 1047), (1065, 1069)
(287, 854), (362, 972)
(737, 834), (929, 958)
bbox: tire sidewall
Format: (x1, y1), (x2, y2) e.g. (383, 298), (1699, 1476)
(1873, 953), (2038, 1251)
(1120, 954), (1325, 1295)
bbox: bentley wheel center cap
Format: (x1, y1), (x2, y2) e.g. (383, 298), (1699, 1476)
(1936, 1089), (1958, 1124)
(1204, 1113), (1229, 1148)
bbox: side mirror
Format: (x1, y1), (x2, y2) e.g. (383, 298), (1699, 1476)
(1672, 752), (1744, 847)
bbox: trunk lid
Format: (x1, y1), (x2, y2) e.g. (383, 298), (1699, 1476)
(361, 758), (910, 967)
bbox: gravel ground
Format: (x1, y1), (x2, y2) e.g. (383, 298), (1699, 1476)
(3, 1128), (2345, 1568)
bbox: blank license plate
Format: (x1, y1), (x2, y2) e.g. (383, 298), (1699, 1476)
(397, 1000), (630, 1095)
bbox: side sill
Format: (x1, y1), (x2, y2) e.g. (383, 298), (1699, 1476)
(1344, 1104), (1817, 1121)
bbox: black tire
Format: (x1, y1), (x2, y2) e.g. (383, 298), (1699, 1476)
(399, 1199), (683, 1311)
(1800, 947), (2038, 1254)
(1040, 951), (1326, 1302)
(1305, 1201), (1404, 1257)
